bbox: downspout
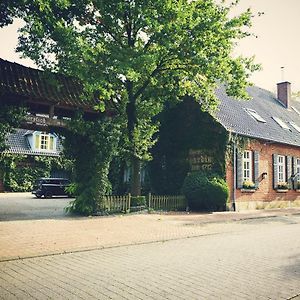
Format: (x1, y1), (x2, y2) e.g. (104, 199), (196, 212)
(232, 141), (237, 212)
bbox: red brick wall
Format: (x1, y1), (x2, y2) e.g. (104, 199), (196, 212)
(226, 139), (300, 204)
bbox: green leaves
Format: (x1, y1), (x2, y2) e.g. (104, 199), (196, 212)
(4, 0), (259, 195)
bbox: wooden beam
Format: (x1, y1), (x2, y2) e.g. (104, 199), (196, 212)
(23, 114), (67, 129)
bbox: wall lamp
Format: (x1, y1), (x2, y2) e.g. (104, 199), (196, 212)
(262, 172), (268, 179)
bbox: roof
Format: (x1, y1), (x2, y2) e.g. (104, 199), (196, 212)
(0, 58), (98, 109)
(5, 129), (62, 157)
(215, 85), (300, 147)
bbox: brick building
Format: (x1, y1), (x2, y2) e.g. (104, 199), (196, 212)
(150, 82), (300, 210)
(1, 58), (300, 209)
(217, 82), (300, 210)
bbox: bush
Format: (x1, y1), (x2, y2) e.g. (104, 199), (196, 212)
(131, 196), (146, 207)
(181, 172), (228, 211)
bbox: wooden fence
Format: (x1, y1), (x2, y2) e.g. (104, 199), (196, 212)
(148, 194), (187, 211)
(98, 194), (131, 213)
(97, 194), (187, 213)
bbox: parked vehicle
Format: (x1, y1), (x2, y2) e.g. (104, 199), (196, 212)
(32, 178), (71, 198)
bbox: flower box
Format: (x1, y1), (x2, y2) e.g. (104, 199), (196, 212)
(276, 189), (288, 193)
(240, 188), (256, 193)
(242, 180), (255, 190)
(276, 182), (289, 191)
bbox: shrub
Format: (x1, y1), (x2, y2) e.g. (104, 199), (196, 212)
(181, 172), (228, 211)
(131, 196), (146, 207)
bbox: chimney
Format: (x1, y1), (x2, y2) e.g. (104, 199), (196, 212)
(277, 81), (291, 108)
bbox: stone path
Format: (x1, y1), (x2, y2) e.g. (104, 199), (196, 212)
(1, 214), (300, 299)
(1, 208), (300, 261)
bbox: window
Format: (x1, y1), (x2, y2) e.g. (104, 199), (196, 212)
(277, 155), (286, 182)
(272, 117), (290, 130)
(245, 109), (266, 123)
(296, 158), (300, 181)
(289, 121), (300, 133)
(123, 166), (131, 183)
(243, 150), (253, 182)
(35, 132), (55, 151)
(40, 133), (49, 150)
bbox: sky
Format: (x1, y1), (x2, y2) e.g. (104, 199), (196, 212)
(0, 0), (300, 93)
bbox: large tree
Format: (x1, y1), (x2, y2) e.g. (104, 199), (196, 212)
(3, 0), (259, 195)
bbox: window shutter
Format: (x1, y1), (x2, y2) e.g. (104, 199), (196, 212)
(292, 157), (297, 189)
(50, 136), (54, 150)
(236, 152), (243, 189)
(35, 134), (40, 149)
(273, 154), (278, 189)
(287, 156), (292, 189)
(254, 151), (259, 188)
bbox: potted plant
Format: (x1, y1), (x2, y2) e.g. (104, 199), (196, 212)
(277, 182), (289, 192)
(241, 180), (256, 192)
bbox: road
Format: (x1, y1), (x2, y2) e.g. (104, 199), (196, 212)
(0, 213), (300, 299)
(0, 193), (73, 221)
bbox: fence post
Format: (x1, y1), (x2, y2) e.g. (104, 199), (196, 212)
(127, 193), (131, 213)
(148, 192), (151, 213)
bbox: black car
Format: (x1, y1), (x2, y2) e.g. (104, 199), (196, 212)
(32, 178), (71, 198)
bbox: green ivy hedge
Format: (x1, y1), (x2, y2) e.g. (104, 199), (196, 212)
(182, 171), (229, 211)
(0, 154), (72, 192)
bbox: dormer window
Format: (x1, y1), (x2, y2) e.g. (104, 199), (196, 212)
(272, 117), (290, 130)
(34, 132), (55, 151)
(245, 109), (266, 123)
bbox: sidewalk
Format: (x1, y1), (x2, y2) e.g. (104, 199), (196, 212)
(0, 207), (300, 262)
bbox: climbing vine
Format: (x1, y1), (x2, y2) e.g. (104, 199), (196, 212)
(0, 154), (72, 192)
(61, 114), (121, 215)
(149, 97), (229, 194)
(225, 134), (253, 165)
(0, 104), (26, 151)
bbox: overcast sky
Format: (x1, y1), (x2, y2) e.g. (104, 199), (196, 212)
(0, 0), (299, 93)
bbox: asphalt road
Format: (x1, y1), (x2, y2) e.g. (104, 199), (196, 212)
(0, 192), (73, 221)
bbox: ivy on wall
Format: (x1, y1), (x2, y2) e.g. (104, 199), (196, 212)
(0, 154), (71, 192)
(60, 114), (121, 215)
(149, 97), (229, 194)
(0, 105), (26, 152)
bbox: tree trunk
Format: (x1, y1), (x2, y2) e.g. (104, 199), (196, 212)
(126, 80), (141, 196)
(131, 155), (141, 196)
(0, 168), (4, 192)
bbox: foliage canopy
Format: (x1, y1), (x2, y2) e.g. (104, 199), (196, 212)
(3, 0), (260, 195)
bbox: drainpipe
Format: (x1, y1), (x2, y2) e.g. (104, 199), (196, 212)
(232, 142), (237, 212)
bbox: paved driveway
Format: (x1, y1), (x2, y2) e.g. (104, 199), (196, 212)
(0, 193), (73, 221)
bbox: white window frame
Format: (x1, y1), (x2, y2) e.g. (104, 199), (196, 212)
(242, 150), (253, 182)
(277, 155), (286, 183)
(245, 109), (266, 123)
(35, 132), (55, 151)
(272, 117), (290, 130)
(40, 133), (49, 150)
